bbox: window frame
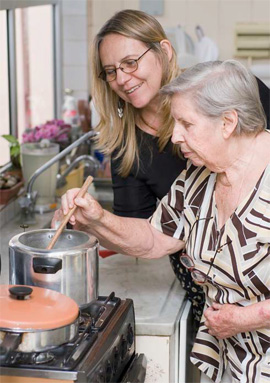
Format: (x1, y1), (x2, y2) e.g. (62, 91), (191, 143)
(0, 0), (62, 140)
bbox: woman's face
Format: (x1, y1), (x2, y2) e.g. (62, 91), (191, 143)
(170, 94), (224, 170)
(99, 34), (165, 109)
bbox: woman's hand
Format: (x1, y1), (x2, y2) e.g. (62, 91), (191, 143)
(204, 300), (270, 339)
(204, 303), (240, 339)
(51, 188), (104, 229)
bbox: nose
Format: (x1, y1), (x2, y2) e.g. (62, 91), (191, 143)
(115, 68), (132, 86)
(171, 123), (185, 145)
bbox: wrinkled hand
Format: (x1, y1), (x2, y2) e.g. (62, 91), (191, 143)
(204, 302), (242, 339)
(51, 188), (104, 229)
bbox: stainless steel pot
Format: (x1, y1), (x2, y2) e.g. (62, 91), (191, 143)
(9, 229), (99, 306)
(0, 285), (79, 356)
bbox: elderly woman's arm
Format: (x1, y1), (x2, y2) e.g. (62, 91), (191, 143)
(52, 188), (185, 259)
(204, 300), (270, 339)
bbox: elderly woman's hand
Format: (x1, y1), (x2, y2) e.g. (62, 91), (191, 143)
(204, 300), (270, 339)
(51, 188), (104, 229)
(204, 302), (242, 339)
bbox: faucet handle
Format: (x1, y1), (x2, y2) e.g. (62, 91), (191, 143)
(18, 191), (38, 224)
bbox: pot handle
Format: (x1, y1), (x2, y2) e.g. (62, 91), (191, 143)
(0, 332), (22, 364)
(33, 257), (62, 274)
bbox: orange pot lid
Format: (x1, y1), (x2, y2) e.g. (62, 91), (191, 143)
(0, 285), (79, 330)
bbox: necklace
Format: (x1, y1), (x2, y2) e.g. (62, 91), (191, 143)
(140, 114), (158, 132)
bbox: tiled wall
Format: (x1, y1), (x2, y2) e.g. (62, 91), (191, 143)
(62, 0), (269, 98)
(61, 0), (89, 101)
(88, 0), (270, 64)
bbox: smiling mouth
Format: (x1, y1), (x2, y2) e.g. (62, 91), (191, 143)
(125, 83), (143, 94)
(182, 151), (192, 157)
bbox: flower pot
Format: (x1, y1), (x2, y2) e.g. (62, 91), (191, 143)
(21, 143), (60, 213)
(0, 180), (23, 205)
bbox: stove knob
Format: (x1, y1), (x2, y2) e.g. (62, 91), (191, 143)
(112, 346), (120, 373)
(127, 324), (134, 347)
(105, 360), (113, 382)
(120, 336), (128, 360)
(96, 369), (106, 383)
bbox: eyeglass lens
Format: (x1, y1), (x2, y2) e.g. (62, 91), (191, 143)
(180, 215), (214, 284)
(99, 47), (152, 82)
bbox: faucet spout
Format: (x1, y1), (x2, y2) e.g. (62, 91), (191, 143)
(56, 154), (100, 188)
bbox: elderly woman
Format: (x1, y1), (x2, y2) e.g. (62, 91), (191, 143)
(53, 60), (270, 383)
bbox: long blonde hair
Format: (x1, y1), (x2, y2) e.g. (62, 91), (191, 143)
(91, 9), (180, 177)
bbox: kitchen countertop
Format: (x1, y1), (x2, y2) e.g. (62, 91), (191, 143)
(99, 253), (186, 336)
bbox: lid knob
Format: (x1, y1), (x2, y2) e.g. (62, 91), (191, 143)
(9, 286), (33, 300)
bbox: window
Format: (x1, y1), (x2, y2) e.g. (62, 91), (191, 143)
(16, 6), (54, 141)
(0, 1), (61, 166)
(0, 11), (10, 165)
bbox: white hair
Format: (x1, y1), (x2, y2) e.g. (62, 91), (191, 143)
(161, 60), (266, 135)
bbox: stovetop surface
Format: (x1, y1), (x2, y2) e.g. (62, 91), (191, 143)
(0, 293), (122, 370)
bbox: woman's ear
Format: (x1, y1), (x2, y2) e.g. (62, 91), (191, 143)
(222, 110), (238, 139)
(160, 39), (173, 61)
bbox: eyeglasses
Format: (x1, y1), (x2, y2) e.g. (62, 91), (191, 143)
(98, 47), (152, 82)
(178, 215), (231, 284)
(180, 240), (231, 284)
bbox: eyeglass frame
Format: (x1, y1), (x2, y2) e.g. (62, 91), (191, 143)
(98, 47), (152, 82)
(180, 239), (231, 285)
(168, 213), (231, 284)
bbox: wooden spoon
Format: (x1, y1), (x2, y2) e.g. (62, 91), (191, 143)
(46, 176), (93, 250)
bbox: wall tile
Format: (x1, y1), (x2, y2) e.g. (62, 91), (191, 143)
(251, 0), (270, 21)
(92, 0), (123, 27)
(63, 15), (87, 41)
(218, 0), (252, 59)
(63, 41), (88, 66)
(123, 0), (139, 8)
(157, 1), (187, 30)
(63, 66), (88, 91)
(73, 90), (89, 100)
(62, 0), (87, 16)
(185, 1), (219, 43)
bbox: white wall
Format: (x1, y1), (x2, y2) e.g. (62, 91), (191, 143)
(63, 0), (269, 98)
(62, 0), (89, 100)
(88, 0), (270, 63)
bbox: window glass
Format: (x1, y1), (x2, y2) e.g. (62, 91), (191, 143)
(15, 5), (54, 142)
(0, 10), (10, 166)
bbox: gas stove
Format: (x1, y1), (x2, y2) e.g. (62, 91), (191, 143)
(0, 293), (146, 382)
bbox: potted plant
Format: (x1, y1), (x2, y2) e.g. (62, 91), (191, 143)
(2, 134), (21, 171)
(1, 135), (23, 204)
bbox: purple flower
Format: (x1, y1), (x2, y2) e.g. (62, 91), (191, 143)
(22, 120), (72, 144)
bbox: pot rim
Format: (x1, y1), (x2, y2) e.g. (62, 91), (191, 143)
(0, 316), (79, 333)
(9, 229), (99, 254)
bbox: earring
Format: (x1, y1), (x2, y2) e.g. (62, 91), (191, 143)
(117, 99), (124, 118)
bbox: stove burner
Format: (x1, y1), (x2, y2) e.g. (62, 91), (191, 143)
(80, 291), (121, 330)
(34, 352), (54, 364)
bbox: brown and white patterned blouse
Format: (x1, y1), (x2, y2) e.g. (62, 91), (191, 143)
(150, 160), (270, 383)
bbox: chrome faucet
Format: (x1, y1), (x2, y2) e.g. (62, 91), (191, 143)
(56, 154), (100, 189)
(19, 130), (98, 223)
